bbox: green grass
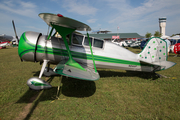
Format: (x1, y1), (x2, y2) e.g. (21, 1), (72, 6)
(0, 46), (180, 119)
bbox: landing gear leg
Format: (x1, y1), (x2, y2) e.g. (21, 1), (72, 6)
(47, 63), (50, 72)
(56, 75), (63, 99)
(39, 60), (49, 78)
(152, 66), (168, 78)
(154, 73), (168, 78)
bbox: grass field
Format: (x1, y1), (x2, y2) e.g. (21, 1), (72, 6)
(0, 46), (180, 120)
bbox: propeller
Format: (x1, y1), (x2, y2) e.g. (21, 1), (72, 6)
(12, 20), (19, 43)
(12, 20), (23, 62)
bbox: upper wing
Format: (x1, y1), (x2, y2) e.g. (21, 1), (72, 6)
(39, 13), (91, 31)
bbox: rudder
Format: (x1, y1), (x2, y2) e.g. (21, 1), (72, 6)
(138, 37), (167, 63)
(138, 37), (176, 71)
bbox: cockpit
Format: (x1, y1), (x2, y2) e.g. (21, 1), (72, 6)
(72, 33), (104, 49)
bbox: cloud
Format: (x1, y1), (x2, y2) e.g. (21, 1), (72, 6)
(87, 19), (97, 23)
(0, 0), (37, 18)
(108, 0), (180, 23)
(103, 0), (180, 34)
(62, 0), (98, 15)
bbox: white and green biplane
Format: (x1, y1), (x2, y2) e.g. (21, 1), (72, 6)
(17, 13), (176, 90)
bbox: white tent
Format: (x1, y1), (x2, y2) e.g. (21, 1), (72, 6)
(161, 35), (180, 40)
(161, 35), (170, 39)
(170, 35), (180, 40)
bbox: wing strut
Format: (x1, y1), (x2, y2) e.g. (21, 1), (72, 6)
(39, 59), (49, 78)
(51, 24), (85, 71)
(47, 27), (54, 40)
(87, 32), (97, 73)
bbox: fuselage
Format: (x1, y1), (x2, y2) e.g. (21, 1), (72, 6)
(18, 31), (154, 72)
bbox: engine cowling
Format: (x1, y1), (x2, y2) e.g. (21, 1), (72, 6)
(18, 31), (42, 62)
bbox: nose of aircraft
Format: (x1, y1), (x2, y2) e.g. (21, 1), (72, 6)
(18, 31), (42, 62)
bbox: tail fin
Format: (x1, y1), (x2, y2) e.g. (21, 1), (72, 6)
(138, 37), (176, 70)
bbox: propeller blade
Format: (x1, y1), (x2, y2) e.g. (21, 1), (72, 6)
(12, 20), (22, 62)
(12, 20), (19, 42)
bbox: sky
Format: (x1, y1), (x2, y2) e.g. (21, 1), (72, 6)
(0, 0), (180, 37)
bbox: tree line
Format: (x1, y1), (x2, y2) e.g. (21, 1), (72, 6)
(145, 31), (161, 38)
(145, 31), (179, 38)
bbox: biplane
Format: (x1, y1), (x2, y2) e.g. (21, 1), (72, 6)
(16, 13), (176, 90)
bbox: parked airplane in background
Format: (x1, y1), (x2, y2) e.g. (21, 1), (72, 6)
(0, 34), (13, 42)
(0, 34), (18, 46)
(170, 39), (180, 53)
(15, 13), (176, 91)
(0, 41), (8, 49)
(0, 34), (12, 48)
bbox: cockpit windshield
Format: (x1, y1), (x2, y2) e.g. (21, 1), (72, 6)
(93, 38), (104, 48)
(72, 33), (104, 49)
(72, 34), (84, 45)
(84, 37), (92, 46)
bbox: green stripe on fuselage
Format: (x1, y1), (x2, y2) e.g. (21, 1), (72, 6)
(18, 33), (144, 66)
(36, 48), (142, 66)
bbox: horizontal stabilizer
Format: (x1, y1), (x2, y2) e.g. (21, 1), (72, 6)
(53, 61), (100, 81)
(140, 60), (176, 70)
(152, 61), (176, 70)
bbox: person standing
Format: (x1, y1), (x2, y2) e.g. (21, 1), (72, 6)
(165, 38), (171, 56)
